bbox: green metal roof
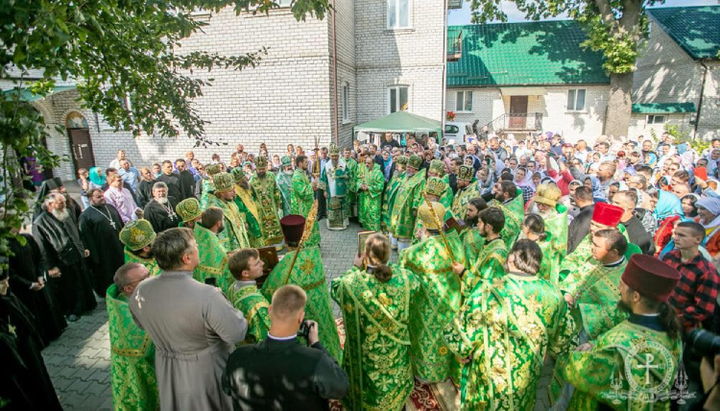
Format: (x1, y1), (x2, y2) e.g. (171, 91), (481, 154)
(648, 6), (720, 60)
(631, 102), (696, 114)
(2, 85), (76, 102)
(447, 21), (609, 88)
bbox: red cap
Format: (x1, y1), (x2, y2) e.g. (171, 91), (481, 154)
(280, 214), (305, 245)
(621, 254), (680, 302)
(592, 202), (624, 227)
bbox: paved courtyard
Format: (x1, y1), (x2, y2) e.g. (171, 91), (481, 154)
(41, 220), (551, 410)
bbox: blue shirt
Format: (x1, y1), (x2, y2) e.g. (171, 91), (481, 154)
(118, 167), (140, 191)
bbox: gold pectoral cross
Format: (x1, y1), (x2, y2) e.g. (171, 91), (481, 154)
(8, 322), (17, 337)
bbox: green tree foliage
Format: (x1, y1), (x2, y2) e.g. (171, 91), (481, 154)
(0, 0), (330, 258)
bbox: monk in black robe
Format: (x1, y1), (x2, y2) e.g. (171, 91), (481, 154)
(0, 265), (63, 410)
(144, 182), (180, 233)
(33, 177), (82, 220)
(32, 193), (97, 320)
(7, 231), (67, 346)
(79, 188), (126, 296)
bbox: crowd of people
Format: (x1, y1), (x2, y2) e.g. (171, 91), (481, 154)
(3, 130), (720, 410)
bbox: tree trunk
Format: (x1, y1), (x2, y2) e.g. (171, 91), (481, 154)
(604, 72), (633, 139)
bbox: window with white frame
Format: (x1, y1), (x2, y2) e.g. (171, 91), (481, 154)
(342, 83), (350, 122)
(567, 89), (586, 111)
(388, 86), (408, 114)
(456, 91), (472, 112)
(278, 0), (293, 7)
(647, 114), (666, 125)
(387, 0), (410, 29)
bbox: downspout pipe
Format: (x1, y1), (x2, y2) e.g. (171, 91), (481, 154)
(694, 61), (709, 140)
(331, 0), (339, 146)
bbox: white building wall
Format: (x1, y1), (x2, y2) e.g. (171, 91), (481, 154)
(446, 85), (610, 142)
(354, 0), (446, 124)
(335, 0), (357, 149)
(697, 62), (720, 141)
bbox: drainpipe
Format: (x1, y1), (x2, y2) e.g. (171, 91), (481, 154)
(694, 61), (709, 140)
(441, 0), (448, 139)
(330, 0), (339, 145)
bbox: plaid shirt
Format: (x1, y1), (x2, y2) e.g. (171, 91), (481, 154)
(663, 250), (719, 332)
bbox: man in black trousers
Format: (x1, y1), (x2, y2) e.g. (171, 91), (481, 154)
(223, 285), (348, 410)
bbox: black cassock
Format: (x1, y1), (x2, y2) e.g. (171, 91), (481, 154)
(79, 204), (126, 296)
(32, 212), (97, 316)
(144, 196), (180, 233)
(8, 234), (67, 346)
(0, 292), (62, 410)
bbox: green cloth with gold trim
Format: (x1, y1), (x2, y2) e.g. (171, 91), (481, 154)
(452, 182), (480, 221)
(443, 273), (575, 411)
(390, 168), (426, 240)
(463, 238), (507, 297)
(344, 156), (359, 217)
(106, 284), (159, 411)
(228, 283), (270, 345)
(233, 185), (264, 248)
(119, 219), (156, 252)
(559, 259), (629, 340)
(276, 168), (294, 217)
(331, 264), (419, 411)
(555, 320), (681, 411)
(382, 160), (406, 232)
(291, 169), (320, 247)
(489, 189), (524, 249)
(358, 163), (384, 232)
(249, 171), (284, 246)
(192, 223), (234, 293)
(123, 249), (161, 278)
(461, 227), (485, 265)
(204, 192), (250, 252)
(399, 231), (466, 382)
(261, 245), (340, 361)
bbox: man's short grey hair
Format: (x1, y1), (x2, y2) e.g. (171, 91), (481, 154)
(152, 227), (195, 271)
(113, 263), (144, 290)
(42, 193), (63, 210)
(152, 182), (168, 191)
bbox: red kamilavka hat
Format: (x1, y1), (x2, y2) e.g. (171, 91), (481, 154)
(592, 202), (624, 227)
(621, 254), (680, 302)
(280, 214), (305, 245)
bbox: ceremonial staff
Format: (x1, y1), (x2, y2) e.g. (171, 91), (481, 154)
(283, 200), (319, 285)
(423, 192), (456, 265)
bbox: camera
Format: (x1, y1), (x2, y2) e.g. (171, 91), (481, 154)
(687, 329), (720, 356)
(297, 320), (314, 342)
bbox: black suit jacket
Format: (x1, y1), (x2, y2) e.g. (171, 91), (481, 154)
(223, 337), (348, 411)
(568, 204), (594, 254)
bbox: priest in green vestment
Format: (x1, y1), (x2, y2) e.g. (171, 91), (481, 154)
(260, 214), (341, 361)
(319, 144), (350, 231)
(444, 240), (575, 411)
(527, 184), (568, 284)
(558, 254), (682, 411)
(227, 249), (271, 344)
(461, 206), (508, 297)
(357, 156), (384, 232)
(332, 233), (419, 411)
(451, 165), (480, 221)
(489, 181), (524, 249)
(199, 163), (222, 210)
(231, 168), (264, 248)
(176, 198), (202, 229)
(291, 156), (321, 247)
(204, 172), (250, 252)
(119, 219), (161, 278)
(421, 160), (454, 209)
(107, 263), (159, 411)
(249, 156), (284, 246)
(276, 156), (294, 217)
(382, 156), (407, 234)
(400, 201), (466, 383)
(192, 207), (234, 293)
(411, 177), (455, 245)
(342, 148), (359, 219)
(560, 229), (630, 341)
(460, 198), (487, 265)
(390, 154), (426, 251)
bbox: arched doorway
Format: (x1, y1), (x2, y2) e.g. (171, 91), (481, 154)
(66, 111), (96, 172)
